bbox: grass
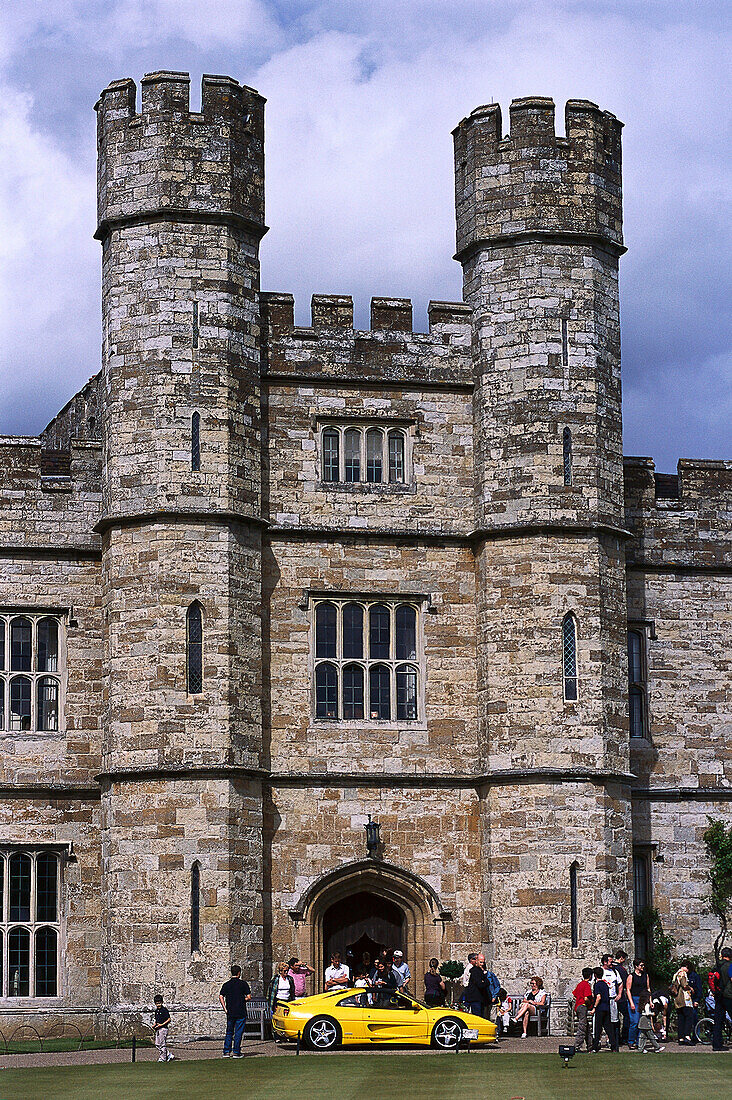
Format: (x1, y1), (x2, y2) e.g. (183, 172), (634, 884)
(0, 1052), (730, 1100)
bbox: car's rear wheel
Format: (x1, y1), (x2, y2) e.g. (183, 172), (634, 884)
(304, 1015), (342, 1051)
(431, 1016), (464, 1049)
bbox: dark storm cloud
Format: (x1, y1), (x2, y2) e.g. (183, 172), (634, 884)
(1, 1), (729, 470)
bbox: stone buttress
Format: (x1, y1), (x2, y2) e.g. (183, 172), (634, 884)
(454, 98), (633, 987)
(95, 71), (266, 1029)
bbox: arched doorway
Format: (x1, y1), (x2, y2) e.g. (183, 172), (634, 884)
(289, 859), (451, 991)
(323, 891), (405, 973)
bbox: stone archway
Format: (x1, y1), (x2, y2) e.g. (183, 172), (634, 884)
(290, 860), (450, 993)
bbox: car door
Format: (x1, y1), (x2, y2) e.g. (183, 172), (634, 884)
(362, 992), (430, 1043)
(333, 992), (368, 1042)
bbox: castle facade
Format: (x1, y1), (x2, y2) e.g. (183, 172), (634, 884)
(0, 71), (730, 1035)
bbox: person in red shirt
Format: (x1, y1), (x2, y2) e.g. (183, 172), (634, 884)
(572, 967), (594, 1051)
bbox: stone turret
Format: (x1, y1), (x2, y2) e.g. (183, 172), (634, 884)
(455, 98), (632, 989)
(96, 72), (265, 1032)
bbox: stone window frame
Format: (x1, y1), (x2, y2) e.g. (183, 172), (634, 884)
(0, 847), (63, 1000)
(627, 623), (650, 740)
(309, 594), (427, 729)
(316, 417), (415, 490)
(0, 610), (67, 735)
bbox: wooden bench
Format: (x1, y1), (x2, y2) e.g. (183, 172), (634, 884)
(508, 992), (552, 1036)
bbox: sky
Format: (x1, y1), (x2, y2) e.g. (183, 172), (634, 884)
(0, 0), (729, 471)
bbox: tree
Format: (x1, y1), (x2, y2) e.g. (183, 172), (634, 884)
(703, 816), (732, 961)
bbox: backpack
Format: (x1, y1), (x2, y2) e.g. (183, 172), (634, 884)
(486, 970), (500, 1003)
(708, 969), (722, 995)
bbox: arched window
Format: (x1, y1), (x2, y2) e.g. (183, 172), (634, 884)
(9, 927), (30, 997)
(369, 604), (390, 660)
(315, 603), (337, 659)
(315, 663), (338, 719)
(191, 412), (201, 472)
(9, 676), (31, 730)
(322, 428), (340, 482)
(395, 605), (416, 660)
(191, 862), (201, 954)
(344, 429), (361, 482)
(9, 853), (31, 922)
(562, 427), (572, 486)
(388, 431), (405, 484)
(186, 602), (203, 695)
(570, 861), (579, 949)
(10, 617), (32, 671)
(342, 664), (364, 719)
(34, 926), (57, 996)
(37, 618), (58, 672)
(396, 664), (418, 721)
(342, 603), (363, 659)
(562, 613), (578, 701)
(369, 664), (391, 720)
(366, 429), (383, 483)
(37, 678), (59, 732)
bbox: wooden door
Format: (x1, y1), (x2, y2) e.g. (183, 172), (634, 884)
(323, 891), (405, 974)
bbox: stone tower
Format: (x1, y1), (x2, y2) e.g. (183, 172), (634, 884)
(454, 98), (632, 986)
(95, 71), (266, 1026)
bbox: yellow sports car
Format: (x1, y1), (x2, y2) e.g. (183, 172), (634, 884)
(272, 988), (497, 1049)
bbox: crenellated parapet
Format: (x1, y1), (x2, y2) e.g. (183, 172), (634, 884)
(260, 293), (473, 386)
(453, 97), (623, 259)
(95, 71), (265, 240)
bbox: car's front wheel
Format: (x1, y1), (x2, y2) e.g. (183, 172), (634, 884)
(304, 1015), (342, 1051)
(431, 1016), (464, 1049)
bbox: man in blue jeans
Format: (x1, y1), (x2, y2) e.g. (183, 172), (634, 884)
(219, 965), (252, 1057)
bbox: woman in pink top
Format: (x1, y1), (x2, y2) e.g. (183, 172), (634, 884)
(287, 956), (315, 999)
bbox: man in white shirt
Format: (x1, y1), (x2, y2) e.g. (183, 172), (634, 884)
(461, 952), (478, 988)
(324, 952), (350, 991)
(391, 950), (411, 992)
(601, 953), (623, 1046)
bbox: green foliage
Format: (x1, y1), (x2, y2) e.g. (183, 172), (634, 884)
(635, 906), (679, 986)
(703, 816), (732, 956)
(439, 960), (464, 981)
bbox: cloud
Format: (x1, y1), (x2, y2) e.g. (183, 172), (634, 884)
(0, 0), (729, 469)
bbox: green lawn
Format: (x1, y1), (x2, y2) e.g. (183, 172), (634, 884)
(0, 1053), (730, 1100)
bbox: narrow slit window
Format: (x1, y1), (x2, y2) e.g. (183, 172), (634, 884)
(186, 602), (203, 695)
(388, 431), (405, 484)
(192, 301), (199, 349)
(562, 613), (578, 701)
(561, 317), (568, 366)
(322, 429), (340, 483)
(570, 861), (579, 949)
(562, 427), (572, 486)
(191, 412), (200, 472)
(191, 862), (201, 953)
(628, 629), (647, 738)
(366, 429), (383, 483)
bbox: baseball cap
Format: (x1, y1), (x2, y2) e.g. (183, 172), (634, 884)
(394, 950), (404, 958)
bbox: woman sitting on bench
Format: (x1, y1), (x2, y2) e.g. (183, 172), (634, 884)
(512, 976), (547, 1038)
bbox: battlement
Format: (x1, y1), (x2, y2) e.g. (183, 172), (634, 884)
(96, 71), (265, 238)
(453, 97), (623, 258)
(261, 293), (471, 337)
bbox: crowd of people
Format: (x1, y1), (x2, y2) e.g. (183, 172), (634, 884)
(146, 941), (732, 1060)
